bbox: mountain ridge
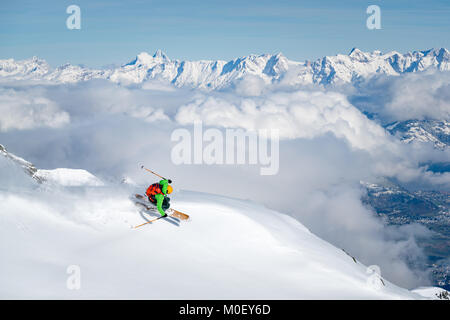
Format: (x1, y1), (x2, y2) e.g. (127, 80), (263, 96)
(1, 48), (448, 88)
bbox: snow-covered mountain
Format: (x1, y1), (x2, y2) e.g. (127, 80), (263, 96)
(385, 120), (450, 150)
(0, 144), (103, 186)
(0, 56), (50, 78)
(310, 48), (449, 85)
(0, 144), (42, 183)
(1, 144), (446, 299)
(1, 48), (448, 88)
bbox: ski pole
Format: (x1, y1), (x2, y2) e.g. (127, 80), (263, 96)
(140, 165), (172, 182)
(133, 216), (163, 229)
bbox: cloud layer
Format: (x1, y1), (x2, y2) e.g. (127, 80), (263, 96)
(350, 71), (450, 123)
(0, 87), (69, 131)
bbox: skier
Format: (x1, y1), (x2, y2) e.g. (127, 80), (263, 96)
(146, 179), (173, 218)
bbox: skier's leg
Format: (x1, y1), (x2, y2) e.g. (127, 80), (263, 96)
(162, 197), (170, 211)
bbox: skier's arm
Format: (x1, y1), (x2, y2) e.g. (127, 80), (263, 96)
(154, 193), (166, 216)
(159, 179), (169, 194)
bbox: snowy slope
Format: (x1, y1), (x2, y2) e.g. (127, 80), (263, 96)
(34, 168), (104, 187)
(0, 144), (104, 186)
(1, 48), (448, 88)
(0, 188), (422, 299)
(2, 146), (448, 299)
(0, 144), (41, 182)
(412, 287), (450, 300)
(0, 152), (438, 299)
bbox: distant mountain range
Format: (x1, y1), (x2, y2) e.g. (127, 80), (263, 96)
(1, 48), (449, 88)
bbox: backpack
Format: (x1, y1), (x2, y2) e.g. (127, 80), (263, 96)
(146, 182), (164, 203)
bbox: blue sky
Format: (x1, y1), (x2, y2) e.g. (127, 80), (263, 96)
(1, 0), (449, 67)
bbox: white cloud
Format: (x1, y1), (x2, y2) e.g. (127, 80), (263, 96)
(350, 71), (450, 123)
(0, 87), (69, 131)
(295, 185), (432, 288)
(175, 90), (391, 152)
(233, 74), (268, 96)
(385, 72), (450, 121)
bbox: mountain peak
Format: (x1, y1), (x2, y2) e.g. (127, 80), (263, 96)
(428, 47), (449, 59)
(274, 52), (287, 59)
(348, 47), (371, 62)
(349, 47), (362, 55)
(124, 50), (170, 67)
(348, 47), (368, 58)
(153, 49), (169, 61)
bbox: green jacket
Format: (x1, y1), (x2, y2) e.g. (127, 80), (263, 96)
(155, 179), (169, 216)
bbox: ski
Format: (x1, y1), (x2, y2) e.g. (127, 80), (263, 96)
(133, 194), (190, 221)
(167, 208), (189, 220)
